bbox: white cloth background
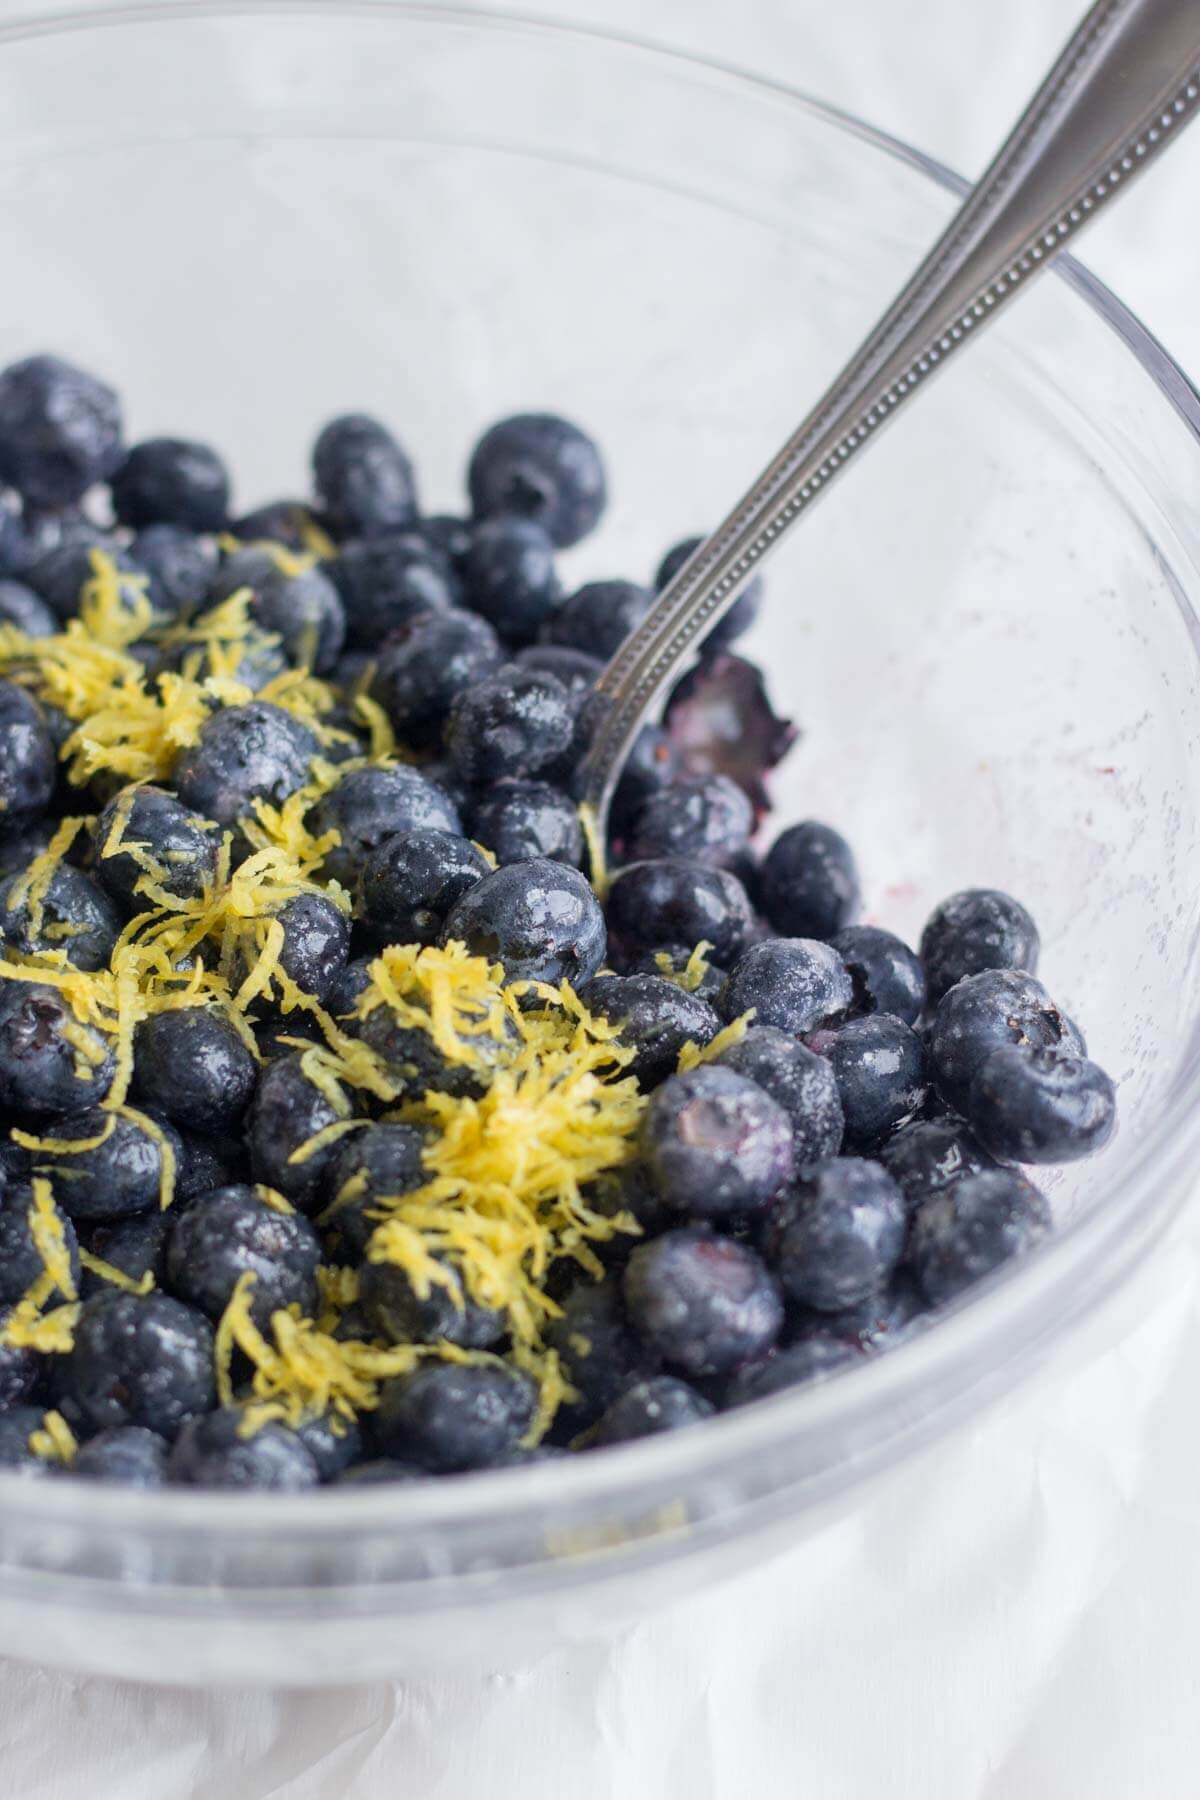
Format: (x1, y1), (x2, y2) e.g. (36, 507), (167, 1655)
(5, 1), (1200, 1794)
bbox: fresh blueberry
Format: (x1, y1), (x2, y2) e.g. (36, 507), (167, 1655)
(232, 498), (328, 551)
(212, 547), (345, 672)
(580, 972), (719, 1087)
(360, 1253), (505, 1350)
(168, 1406), (320, 1489)
(174, 701), (318, 827)
(132, 1008), (257, 1134)
(807, 1014), (927, 1149)
(72, 1425), (169, 1487)
(356, 829), (489, 948)
(723, 1335), (859, 1405)
(605, 859), (755, 967)
(609, 726), (681, 839)
(587, 1374), (714, 1445)
(630, 944), (728, 1004)
(967, 1044), (1117, 1163)
(373, 1361), (537, 1472)
(309, 764), (461, 888)
(419, 513), (473, 575)
(463, 516), (561, 644)
(165, 1181), (321, 1328)
(623, 1227), (782, 1378)
(0, 681), (55, 822)
(642, 1065), (793, 1217)
(369, 608), (502, 750)
(0, 981), (115, 1116)
(358, 978), (517, 1102)
(470, 779), (583, 869)
(289, 1410), (363, 1482)
(442, 857), (607, 986)
(131, 524), (216, 620)
(171, 1122), (249, 1201)
(543, 579), (652, 661)
(238, 889), (350, 1003)
(55, 1291), (215, 1438)
(325, 955), (375, 1022)
(766, 1158), (906, 1312)
(920, 888), (1040, 1006)
(654, 534), (763, 650)
(795, 1268), (927, 1352)
(0, 354), (123, 507)
(830, 924), (926, 1025)
(578, 1161), (673, 1256)
(312, 413), (418, 539)
(0, 863), (121, 972)
(628, 774), (753, 870)
(877, 1115), (998, 1214)
(514, 644), (602, 700)
(0, 579), (56, 637)
(27, 534), (139, 622)
(928, 968), (1085, 1113)
(760, 821), (860, 941)
(325, 1123), (427, 1260)
(0, 1183), (79, 1305)
(713, 1025), (844, 1166)
(246, 1052), (352, 1213)
(0, 1407), (52, 1475)
(720, 939), (853, 1036)
(110, 437), (230, 532)
(444, 664), (574, 784)
(909, 1168), (1050, 1305)
(33, 1104), (181, 1221)
(80, 1211), (171, 1297)
(328, 533), (453, 646)
(93, 783), (219, 908)
(544, 1274), (659, 1419)
(468, 413), (605, 549)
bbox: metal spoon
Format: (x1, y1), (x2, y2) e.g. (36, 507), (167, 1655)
(576, 0), (1200, 831)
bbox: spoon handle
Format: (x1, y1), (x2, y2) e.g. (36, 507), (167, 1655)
(577, 0), (1200, 827)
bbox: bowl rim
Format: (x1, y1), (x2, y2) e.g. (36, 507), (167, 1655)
(0, 0), (1198, 1553)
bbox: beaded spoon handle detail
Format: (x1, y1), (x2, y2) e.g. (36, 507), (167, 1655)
(576, 0), (1200, 831)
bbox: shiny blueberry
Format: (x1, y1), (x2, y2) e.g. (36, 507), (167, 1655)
(369, 608), (503, 750)
(133, 1008), (257, 1134)
(0, 354), (123, 507)
(328, 532), (455, 646)
(232, 498), (327, 551)
(55, 1291), (215, 1438)
(34, 1104), (181, 1221)
(444, 664), (574, 784)
(246, 1052), (352, 1212)
(515, 643), (602, 699)
(714, 1025), (844, 1166)
(587, 1374), (714, 1445)
(131, 524), (216, 620)
(0, 981), (115, 1116)
(544, 1274), (660, 1420)
(110, 436), (230, 532)
(605, 859), (755, 967)
(808, 1014), (927, 1149)
(920, 888), (1040, 1006)
(165, 1182), (322, 1328)
(289, 1410), (363, 1482)
(470, 780), (583, 869)
(630, 944), (728, 1004)
(357, 829), (489, 948)
(760, 821), (860, 941)
(642, 1065), (793, 1217)
(720, 938), (853, 1036)
(928, 968), (1085, 1113)
(623, 1227), (782, 1378)
(310, 764), (461, 888)
(93, 783), (219, 908)
(212, 547), (345, 672)
(0, 862), (119, 973)
(0, 1183), (79, 1306)
(909, 1168), (1050, 1305)
(468, 412), (605, 549)
(360, 1253), (504, 1350)
(442, 857), (607, 986)
(236, 891), (350, 1005)
(374, 1361), (537, 1473)
(543, 578), (652, 661)
(580, 972), (719, 1087)
(0, 681), (55, 822)
(967, 1044), (1117, 1163)
(312, 413), (418, 539)
(72, 1425), (169, 1488)
(463, 516), (561, 644)
(877, 1115), (998, 1214)
(174, 700), (318, 827)
(168, 1406), (320, 1489)
(609, 725), (680, 838)
(628, 774), (754, 870)
(326, 1123), (427, 1261)
(831, 924), (926, 1025)
(767, 1158), (906, 1312)
(80, 1211), (171, 1297)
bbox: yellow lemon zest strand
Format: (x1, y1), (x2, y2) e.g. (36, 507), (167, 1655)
(28, 1177), (77, 1302)
(29, 1409), (78, 1465)
(77, 1249), (155, 1296)
(5, 815), (90, 944)
(576, 802), (608, 900)
(677, 1010), (755, 1071)
(654, 940), (715, 994)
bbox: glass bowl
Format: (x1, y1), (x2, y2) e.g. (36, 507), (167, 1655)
(0, 1), (1197, 1688)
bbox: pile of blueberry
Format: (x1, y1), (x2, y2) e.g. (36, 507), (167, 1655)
(0, 353), (1116, 1493)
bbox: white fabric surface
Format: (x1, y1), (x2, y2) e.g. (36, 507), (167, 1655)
(5, 1), (1200, 1794)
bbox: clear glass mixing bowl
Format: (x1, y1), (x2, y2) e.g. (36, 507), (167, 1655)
(0, 1), (1197, 1687)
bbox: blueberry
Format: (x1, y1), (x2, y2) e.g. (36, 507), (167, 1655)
(609, 726), (680, 838)
(909, 1168), (1050, 1305)
(0, 864), (121, 972)
(967, 1044), (1116, 1163)
(468, 413), (605, 549)
(336, 1458), (429, 1486)
(587, 1374), (713, 1445)
(760, 821), (860, 941)
(463, 517), (561, 644)
(310, 764), (461, 888)
(212, 547), (344, 672)
(877, 1116), (999, 1214)
(172, 1123), (249, 1201)
(419, 513), (473, 575)
(33, 1104), (181, 1221)
(654, 535), (763, 650)
(797, 1268), (927, 1351)
(808, 1014), (927, 1149)
(713, 1025), (844, 1166)
(0, 354), (123, 507)
(72, 1425), (169, 1488)
(360, 1254), (504, 1350)
(445, 664), (574, 784)
(0, 579), (56, 637)
(131, 524), (216, 620)
(325, 955), (375, 1022)
(630, 944), (727, 1003)
(358, 981), (517, 1102)
(165, 1181), (321, 1330)
(168, 1406), (320, 1490)
(28, 534), (139, 622)
(174, 701), (318, 827)
(0, 1184), (79, 1305)
(55, 1291), (215, 1438)
(623, 1227), (782, 1378)
(0, 681), (55, 822)
(80, 1211), (171, 1296)
(0, 1407), (52, 1475)
(720, 939), (853, 1036)
(830, 924), (926, 1026)
(133, 1008), (257, 1133)
(326, 1123), (427, 1257)
(928, 968), (1085, 1113)
(920, 888), (1039, 1006)
(543, 579), (651, 661)
(767, 1158), (906, 1312)
(628, 774), (753, 870)
(0, 1320), (39, 1409)
(723, 1335), (858, 1405)
(329, 533), (453, 646)
(442, 857), (606, 986)
(605, 859), (755, 967)
(643, 1065), (793, 1217)
(369, 609), (502, 750)
(110, 437), (230, 532)
(544, 1275), (659, 1419)
(290, 1410), (363, 1482)
(248, 890), (351, 1007)
(93, 784), (219, 908)
(374, 1361), (537, 1472)
(312, 414), (418, 539)
(0, 981), (114, 1116)
(515, 644), (602, 699)
(580, 972), (719, 1087)
(232, 498), (327, 551)
(357, 829), (489, 948)
(470, 779), (583, 869)
(247, 1052), (352, 1212)
(579, 1161), (673, 1255)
